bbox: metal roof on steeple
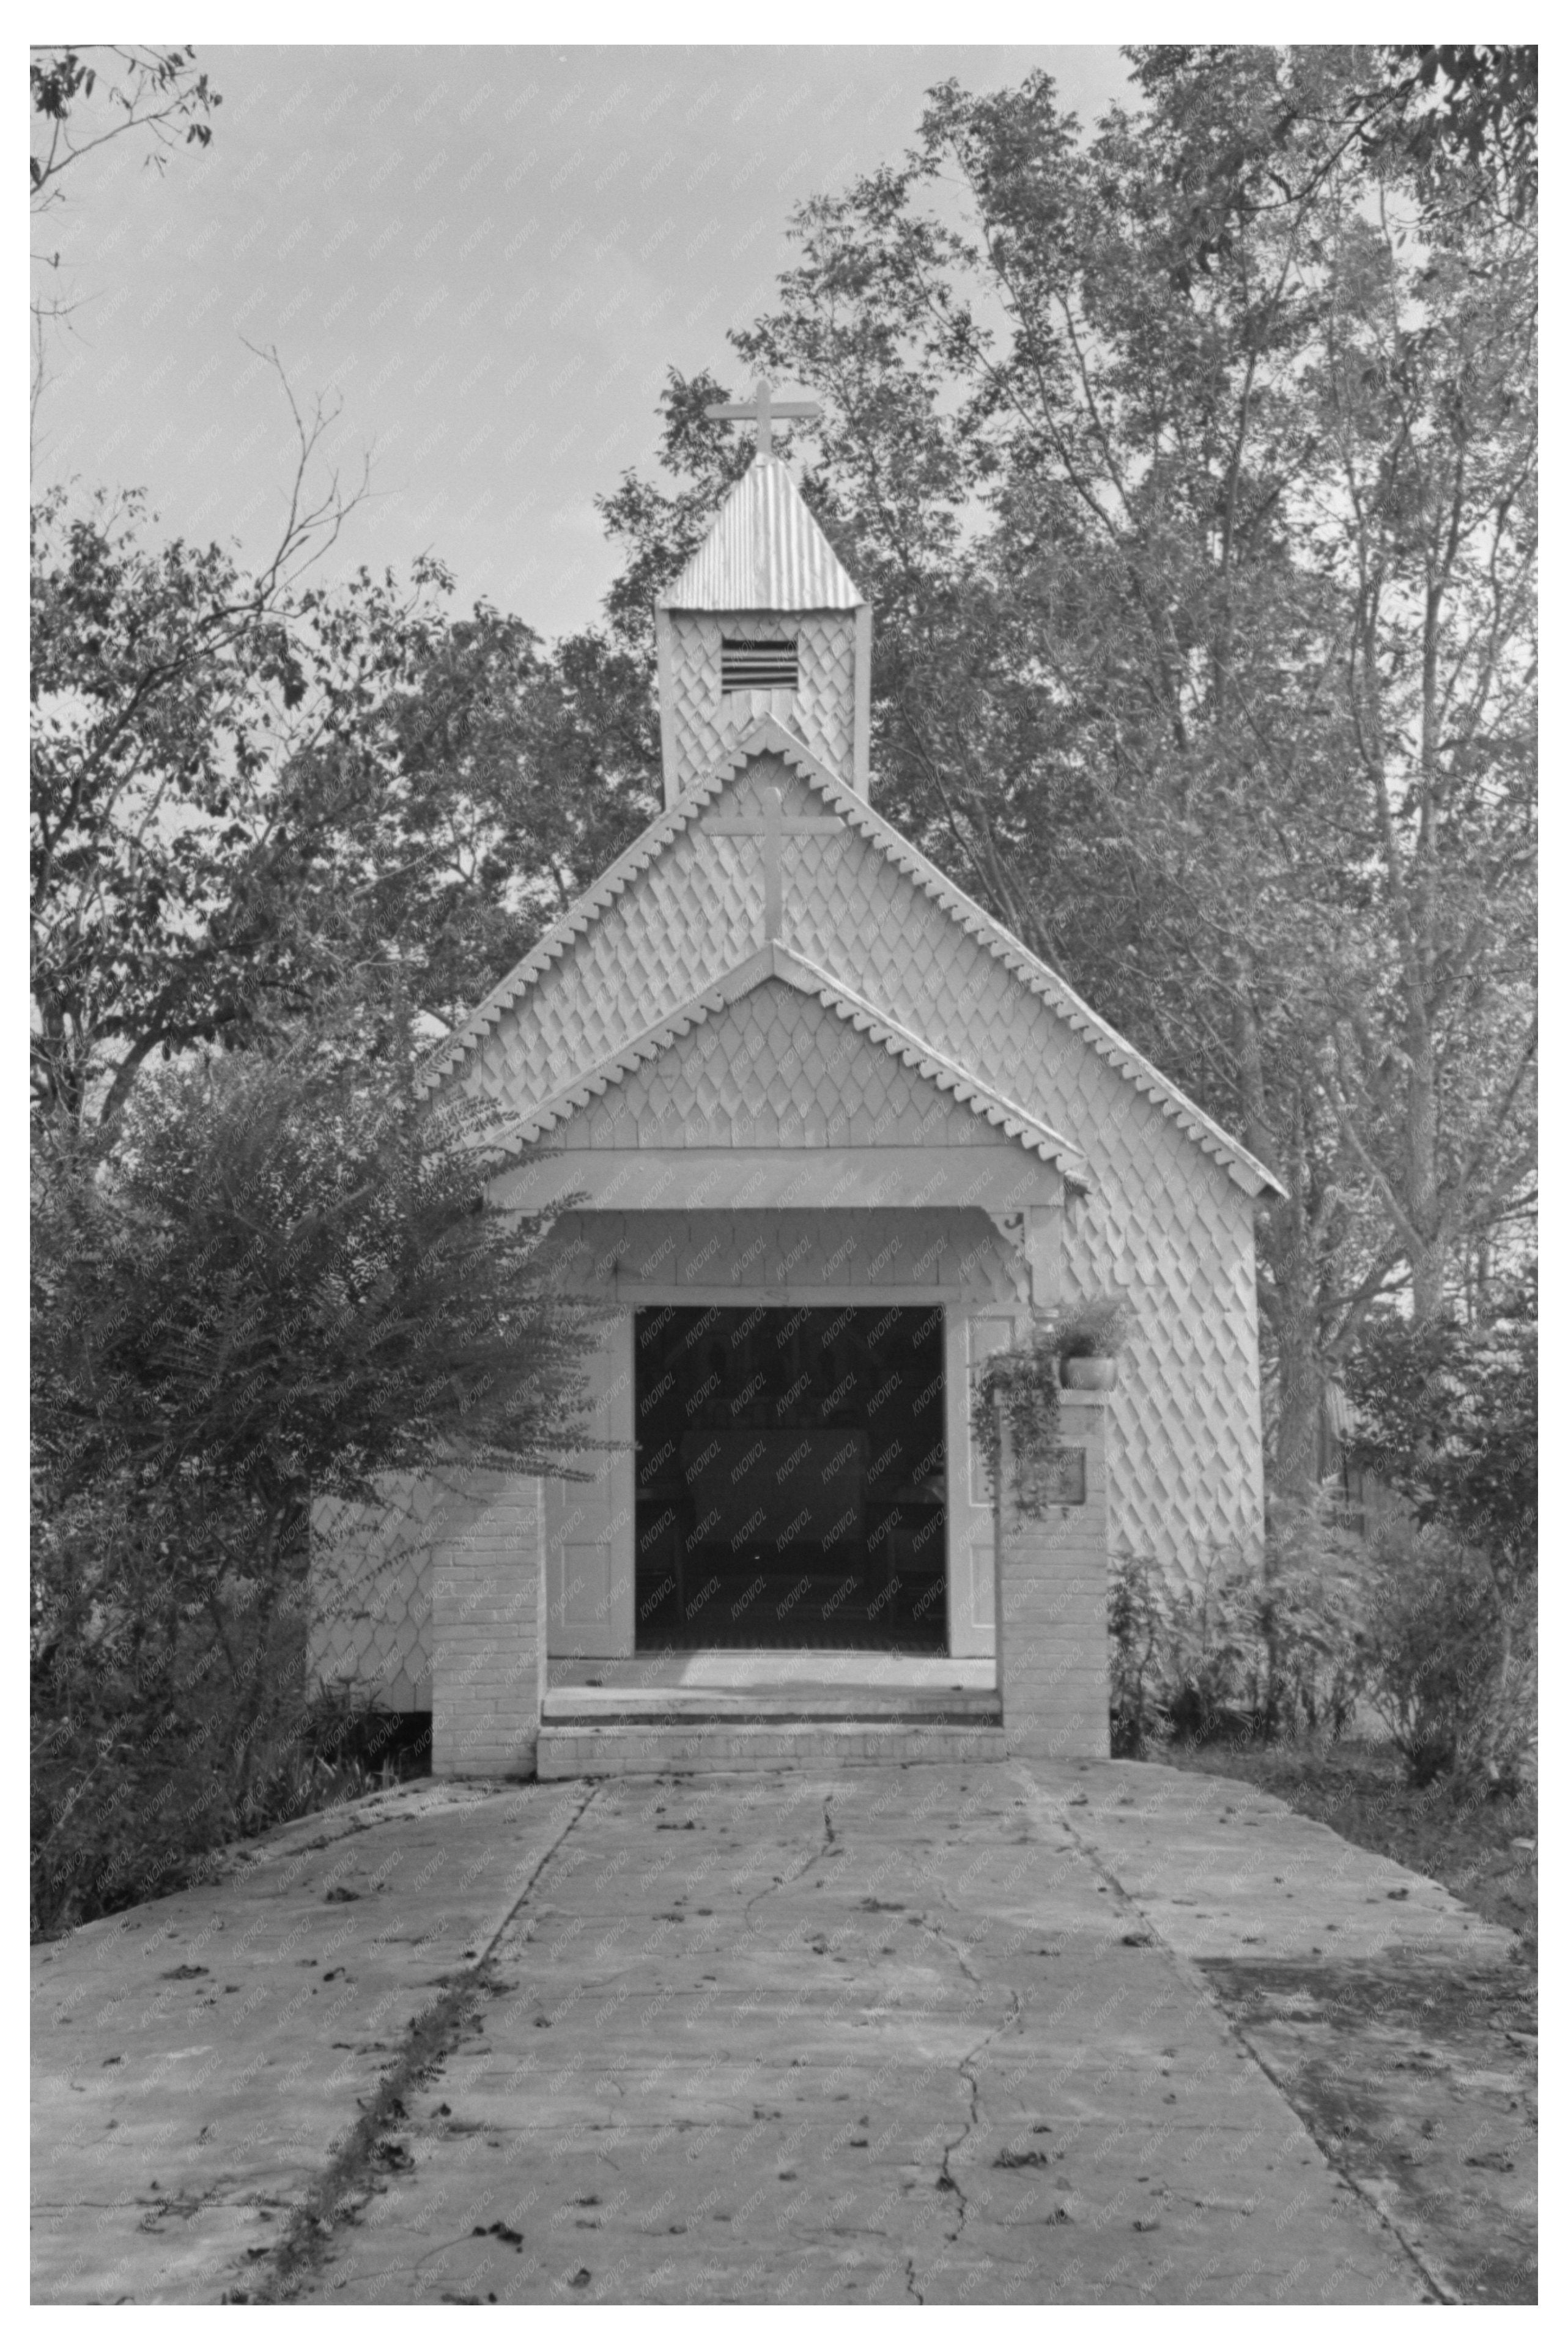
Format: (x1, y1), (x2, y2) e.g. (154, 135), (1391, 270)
(656, 456), (864, 612)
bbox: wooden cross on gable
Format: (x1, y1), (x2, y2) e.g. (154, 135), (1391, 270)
(705, 378), (822, 460)
(706, 782), (843, 939)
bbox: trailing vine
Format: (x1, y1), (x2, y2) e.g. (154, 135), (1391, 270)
(972, 1329), (1062, 1519)
(971, 1296), (1137, 1518)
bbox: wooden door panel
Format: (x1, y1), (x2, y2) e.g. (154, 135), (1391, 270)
(944, 1307), (1014, 1657)
(545, 1313), (635, 1657)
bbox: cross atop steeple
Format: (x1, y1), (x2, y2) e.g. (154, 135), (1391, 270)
(705, 377), (822, 462)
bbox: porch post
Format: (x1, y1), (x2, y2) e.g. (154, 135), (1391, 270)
(997, 1392), (1111, 1757)
(431, 1473), (549, 1777)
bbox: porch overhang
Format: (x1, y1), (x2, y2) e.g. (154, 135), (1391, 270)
(492, 1142), (1067, 1219)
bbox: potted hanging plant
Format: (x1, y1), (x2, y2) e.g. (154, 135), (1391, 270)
(972, 1296), (1138, 1517)
(1054, 1295), (1137, 1391)
(972, 1326), (1062, 1518)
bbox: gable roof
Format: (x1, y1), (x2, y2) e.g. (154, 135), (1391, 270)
(499, 940), (1089, 1180)
(421, 717), (1284, 1200)
(657, 456), (864, 612)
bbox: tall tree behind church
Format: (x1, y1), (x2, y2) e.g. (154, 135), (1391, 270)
(30, 475), (660, 1129)
(602, 45), (1535, 1490)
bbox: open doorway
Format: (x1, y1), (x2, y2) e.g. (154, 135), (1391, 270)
(634, 1304), (947, 1652)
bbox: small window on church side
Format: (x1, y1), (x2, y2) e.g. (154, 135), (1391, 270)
(721, 636), (797, 693)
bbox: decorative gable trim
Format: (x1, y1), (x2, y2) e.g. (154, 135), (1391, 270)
(421, 715), (1284, 1200)
(500, 939), (1089, 1182)
(417, 722), (823, 1093)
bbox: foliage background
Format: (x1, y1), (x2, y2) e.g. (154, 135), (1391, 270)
(30, 45), (1536, 1927)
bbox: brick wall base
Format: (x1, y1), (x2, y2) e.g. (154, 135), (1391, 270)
(997, 1394), (1111, 1759)
(429, 1471), (547, 1778)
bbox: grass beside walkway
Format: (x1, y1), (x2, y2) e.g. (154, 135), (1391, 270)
(1166, 1737), (1537, 1957)
(1169, 1737), (1537, 2307)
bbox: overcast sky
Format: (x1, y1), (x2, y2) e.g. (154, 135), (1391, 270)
(33, 45), (1131, 643)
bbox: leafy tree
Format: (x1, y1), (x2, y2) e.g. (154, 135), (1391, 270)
(31, 432), (660, 1131)
(29, 46), (219, 201)
(1346, 45), (1536, 220)
(1125, 45), (1537, 226)
(31, 1020), (602, 1921)
(31, 46), (221, 430)
(1344, 1283), (1535, 1781)
(1344, 1288), (1536, 1571)
(339, 607), (660, 999)
(598, 46), (1536, 1492)
(31, 435), (376, 1129)
(597, 377), (756, 659)
(34, 1016), (601, 1551)
(1359, 1523), (1528, 1787)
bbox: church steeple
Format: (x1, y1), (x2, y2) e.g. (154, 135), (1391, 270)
(654, 382), (871, 807)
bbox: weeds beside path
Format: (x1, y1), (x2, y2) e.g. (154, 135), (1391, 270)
(1163, 1738), (1537, 1955)
(1164, 1738), (1536, 2304)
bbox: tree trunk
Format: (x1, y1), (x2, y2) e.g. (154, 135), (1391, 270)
(1404, 1006), (1446, 1321)
(1409, 1229), (1447, 1325)
(1482, 1549), (1518, 1785)
(1273, 1309), (1322, 1501)
(1255, 1068), (1327, 1504)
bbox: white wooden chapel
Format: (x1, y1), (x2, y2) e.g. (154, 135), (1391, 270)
(310, 383), (1280, 1776)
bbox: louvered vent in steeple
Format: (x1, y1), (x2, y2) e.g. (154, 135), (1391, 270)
(721, 636), (798, 693)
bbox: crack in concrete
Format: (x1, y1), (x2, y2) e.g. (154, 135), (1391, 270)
(331, 2227), (533, 2286)
(936, 2081), (975, 2240)
(936, 1990), (1020, 2248)
(918, 1904), (983, 1992)
(739, 1794), (837, 1937)
(135, 2185), (221, 2232)
(909, 1877), (1023, 2269)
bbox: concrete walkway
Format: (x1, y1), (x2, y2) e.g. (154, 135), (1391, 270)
(32, 1761), (1515, 2305)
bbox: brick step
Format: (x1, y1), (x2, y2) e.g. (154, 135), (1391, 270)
(541, 1688), (1000, 1725)
(536, 1719), (1008, 1779)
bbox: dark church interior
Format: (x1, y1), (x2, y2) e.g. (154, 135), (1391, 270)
(633, 1304), (948, 1651)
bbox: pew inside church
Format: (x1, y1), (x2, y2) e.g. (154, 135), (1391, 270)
(634, 1305), (948, 1652)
